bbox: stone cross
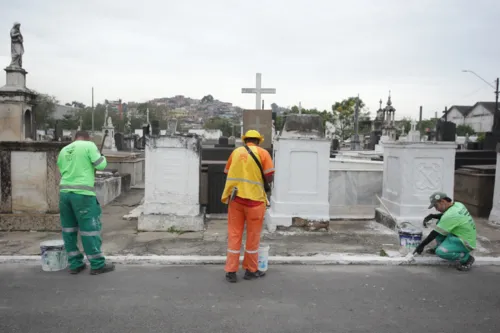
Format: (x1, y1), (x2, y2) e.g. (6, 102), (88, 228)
(241, 73), (276, 110)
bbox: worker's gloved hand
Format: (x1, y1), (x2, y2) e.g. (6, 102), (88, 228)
(415, 243), (425, 255)
(423, 214), (441, 228)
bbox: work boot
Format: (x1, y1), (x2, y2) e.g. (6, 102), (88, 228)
(226, 272), (237, 283)
(243, 270), (266, 280)
(457, 255), (475, 272)
(69, 263), (86, 275)
(90, 263), (115, 275)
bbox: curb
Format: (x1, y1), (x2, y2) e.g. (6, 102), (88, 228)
(2, 254), (500, 266)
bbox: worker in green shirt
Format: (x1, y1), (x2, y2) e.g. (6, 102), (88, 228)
(57, 131), (115, 275)
(415, 192), (476, 271)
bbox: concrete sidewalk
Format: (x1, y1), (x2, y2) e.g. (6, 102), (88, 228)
(1, 189), (500, 264)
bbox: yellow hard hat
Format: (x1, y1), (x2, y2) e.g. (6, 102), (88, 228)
(241, 129), (264, 143)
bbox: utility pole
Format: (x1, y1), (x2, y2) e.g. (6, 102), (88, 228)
(351, 95), (361, 150)
(91, 87), (94, 134)
(495, 78), (499, 130)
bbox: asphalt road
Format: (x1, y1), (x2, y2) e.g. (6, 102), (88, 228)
(0, 264), (499, 333)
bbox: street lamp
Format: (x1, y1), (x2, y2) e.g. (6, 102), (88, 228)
(462, 70), (499, 131)
(462, 70), (495, 89)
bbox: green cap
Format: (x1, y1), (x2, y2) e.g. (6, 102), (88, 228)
(428, 191), (448, 209)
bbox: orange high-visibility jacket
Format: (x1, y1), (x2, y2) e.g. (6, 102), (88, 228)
(221, 144), (274, 204)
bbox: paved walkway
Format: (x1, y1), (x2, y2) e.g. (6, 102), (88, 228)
(1, 189), (500, 259)
(2, 265), (500, 332)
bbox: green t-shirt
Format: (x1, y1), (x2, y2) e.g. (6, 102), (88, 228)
(435, 202), (476, 250)
(57, 140), (107, 196)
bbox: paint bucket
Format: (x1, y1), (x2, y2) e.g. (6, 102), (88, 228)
(40, 240), (68, 272)
(258, 244), (270, 272)
(398, 222), (422, 250)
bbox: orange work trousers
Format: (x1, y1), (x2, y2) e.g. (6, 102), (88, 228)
(224, 200), (266, 273)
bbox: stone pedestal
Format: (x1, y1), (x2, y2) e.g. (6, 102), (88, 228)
(0, 141), (69, 231)
(265, 114), (330, 232)
(489, 151), (500, 225)
(242, 109), (272, 149)
(375, 142), (456, 229)
(0, 67), (37, 141)
(138, 135), (204, 231)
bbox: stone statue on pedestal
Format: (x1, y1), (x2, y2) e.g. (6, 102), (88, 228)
(9, 22), (24, 68)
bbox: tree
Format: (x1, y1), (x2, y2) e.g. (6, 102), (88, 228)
(456, 124), (475, 136)
(204, 117), (234, 136)
(331, 97), (368, 141)
(201, 95), (214, 104)
(33, 93), (58, 130)
(418, 118), (438, 134)
(398, 117), (412, 134)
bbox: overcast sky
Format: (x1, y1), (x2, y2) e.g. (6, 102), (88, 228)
(0, 0), (498, 119)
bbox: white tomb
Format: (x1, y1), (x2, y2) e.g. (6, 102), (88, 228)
(488, 150), (500, 225)
(376, 141), (456, 228)
(138, 135), (204, 231)
(265, 114), (330, 232)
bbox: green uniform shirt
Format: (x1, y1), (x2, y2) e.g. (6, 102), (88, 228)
(434, 202), (476, 250)
(57, 140), (107, 196)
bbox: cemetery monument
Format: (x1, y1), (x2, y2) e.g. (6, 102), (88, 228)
(0, 22), (37, 141)
(241, 73), (276, 149)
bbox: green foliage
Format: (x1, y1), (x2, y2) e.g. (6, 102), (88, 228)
(201, 95), (214, 104)
(203, 117), (237, 137)
(33, 93), (58, 129)
(477, 132), (486, 142)
(398, 117), (412, 134)
(456, 124), (475, 136)
(418, 118), (438, 133)
(331, 97), (369, 141)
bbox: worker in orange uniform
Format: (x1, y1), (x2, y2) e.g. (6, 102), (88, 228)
(221, 130), (274, 283)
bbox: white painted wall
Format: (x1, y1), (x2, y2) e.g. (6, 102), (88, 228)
(11, 152), (48, 213)
(464, 104), (493, 132)
(379, 142), (456, 227)
(139, 136), (203, 231)
(489, 152), (500, 225)
(329, 159), (383, 219)
(266, 138), (331, 231)
(188, 129), (222, 140)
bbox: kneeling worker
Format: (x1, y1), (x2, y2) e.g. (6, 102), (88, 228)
(221, 130), (274, 283)
(415, 192), (476, 271)
(57, 131), (115, 275)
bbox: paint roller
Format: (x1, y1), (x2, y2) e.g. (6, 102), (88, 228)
(376, 194), (417, 264)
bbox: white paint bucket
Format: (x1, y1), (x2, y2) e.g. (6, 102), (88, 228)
(258, 244), (270, 272)
(398, 222), (422, 250)
(40, 240), (68, 272)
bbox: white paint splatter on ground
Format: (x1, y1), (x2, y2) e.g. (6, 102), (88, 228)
(365, 222), (397, 235)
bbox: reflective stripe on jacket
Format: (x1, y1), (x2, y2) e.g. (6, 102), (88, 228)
(221, 145), (268, 204)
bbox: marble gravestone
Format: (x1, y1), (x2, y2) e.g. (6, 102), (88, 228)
(242, 109), (273, 149)
(265, 114), (330, 232)
(375, 141), (457, 229)
(139, 135), (204, 231)
(102, 117), (116, 151)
